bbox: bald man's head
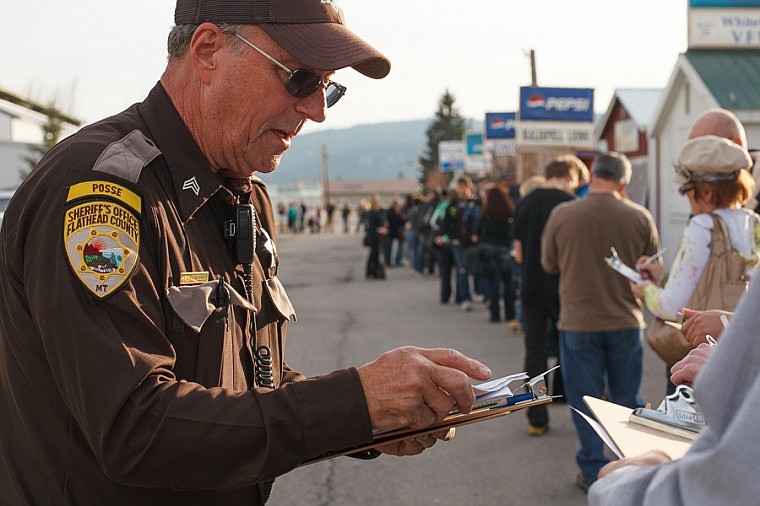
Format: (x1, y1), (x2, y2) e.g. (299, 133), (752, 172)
(688, 108), (747, 147)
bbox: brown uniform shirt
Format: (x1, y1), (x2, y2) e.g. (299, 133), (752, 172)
(0, 84), (373, 505)
(541, 192), (660, 332)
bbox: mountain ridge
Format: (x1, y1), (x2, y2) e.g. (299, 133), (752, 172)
(258, 119), (431, 185)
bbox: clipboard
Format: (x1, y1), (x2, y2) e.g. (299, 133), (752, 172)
(583, 396), (693, 460)
(604, 247), (645, 284)
(301, 395), (552, 466)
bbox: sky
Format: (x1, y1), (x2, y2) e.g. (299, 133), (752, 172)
(1, 1), (688, 135)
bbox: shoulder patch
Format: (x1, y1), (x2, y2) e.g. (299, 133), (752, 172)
(92, 129), (161, 183)
(64, 181), (141, 299)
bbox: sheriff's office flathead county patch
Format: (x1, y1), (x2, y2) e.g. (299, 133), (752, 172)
(64, 181), (142, 299)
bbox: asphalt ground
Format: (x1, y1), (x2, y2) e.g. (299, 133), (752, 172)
(266, 232), (667, 506)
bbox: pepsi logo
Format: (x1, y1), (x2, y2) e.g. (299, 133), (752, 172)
(527, 95), (545, 108)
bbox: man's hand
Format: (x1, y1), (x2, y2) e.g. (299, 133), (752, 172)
(670, 343), (714, 387)
(374, 428), (456, 457)
(357, 347), (491, 432)
(681, 308), (731, 346)
(597, 450), (671, 480)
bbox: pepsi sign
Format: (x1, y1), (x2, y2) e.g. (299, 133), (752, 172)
(519, 87), (594, 122)
(485, 112), (516, 139)
(466, 133), (483, 155)
(438, 140), (466, 172)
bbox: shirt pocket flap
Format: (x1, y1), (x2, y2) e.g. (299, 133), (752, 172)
(166, 282), (218, 333)
(265, 276), (297, 322)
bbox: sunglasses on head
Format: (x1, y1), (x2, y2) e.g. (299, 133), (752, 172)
(675, 164), (741, 184)
(233, 32), (346, 108)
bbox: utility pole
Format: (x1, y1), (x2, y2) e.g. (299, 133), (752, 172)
(529, 49), (537, 86)
(320, 144), (329, 207)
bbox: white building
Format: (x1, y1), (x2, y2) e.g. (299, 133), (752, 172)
(649, 50), (760, 265)
(0, 89), (81, 189)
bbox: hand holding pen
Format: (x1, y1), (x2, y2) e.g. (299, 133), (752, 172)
(635, 248), (666, 283)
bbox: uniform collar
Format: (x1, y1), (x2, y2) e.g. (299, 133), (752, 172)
(138, 83), (226, 222)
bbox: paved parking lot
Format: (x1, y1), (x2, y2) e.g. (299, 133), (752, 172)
(267, 233), (668, 506)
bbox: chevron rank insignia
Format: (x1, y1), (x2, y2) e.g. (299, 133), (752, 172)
(63, 181), (142, 299)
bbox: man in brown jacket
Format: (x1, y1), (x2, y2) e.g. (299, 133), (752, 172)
(0, 1), (490, 504)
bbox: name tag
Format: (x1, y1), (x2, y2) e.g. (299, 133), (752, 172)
(179, 271), (210, 285)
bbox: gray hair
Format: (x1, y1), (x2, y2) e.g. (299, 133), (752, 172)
(591, 152), (632, 184)
(167, 23), (247, 60)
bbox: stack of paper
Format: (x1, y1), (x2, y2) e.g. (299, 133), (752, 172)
(471, 372), (530, 409)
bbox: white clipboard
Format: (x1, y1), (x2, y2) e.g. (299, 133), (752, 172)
(604, 247), (645, 284)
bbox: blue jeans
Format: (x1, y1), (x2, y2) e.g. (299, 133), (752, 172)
(406, 229), (423, 273)
(394, 236), (405, 266)
(438, 245), (471, 303)
(452, 245), (471, 303)
(479, 243), (515, 321)
(559, 329), (644, 484)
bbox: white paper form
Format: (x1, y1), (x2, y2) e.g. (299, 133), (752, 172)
(472, 372), (529, 403)
(373, 372), (532, 436)
(570, 405), (623, 458)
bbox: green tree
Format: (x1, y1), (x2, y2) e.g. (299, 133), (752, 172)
(21, 104), (65, 179)
(418, 89), (468, 189)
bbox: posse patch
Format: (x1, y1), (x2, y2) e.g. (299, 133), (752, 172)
(64, 181), (141, 299)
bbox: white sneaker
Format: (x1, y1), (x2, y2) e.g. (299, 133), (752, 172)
(461, 301), (473, 311)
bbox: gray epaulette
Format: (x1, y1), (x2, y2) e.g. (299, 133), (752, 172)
(92, 129), (161, 183)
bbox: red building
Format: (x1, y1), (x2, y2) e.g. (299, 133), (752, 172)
(595, 89), (662, 207)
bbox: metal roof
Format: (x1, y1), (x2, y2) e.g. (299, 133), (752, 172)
(594, 88), (663, 140)
(685, 50), (760, 110)
(0, 89), (81, 126)
(614, 89), (663, 131)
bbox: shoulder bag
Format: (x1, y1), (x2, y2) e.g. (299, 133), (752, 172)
(646, 214), (750, 365)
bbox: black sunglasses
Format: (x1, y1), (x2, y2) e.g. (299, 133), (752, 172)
(233, 33), (346, 108)
(678, 185), (695, 196)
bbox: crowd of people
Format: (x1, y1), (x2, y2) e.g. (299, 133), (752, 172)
(2, 0), (759, 502)
(352, 107), (760, 503)
(275, 199), (353, 235)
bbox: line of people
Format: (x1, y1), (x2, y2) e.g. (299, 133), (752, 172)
(276, 199), (354, 235)
(360, 166), (590, 447)
(360, 106), (760, 503)
(588, 109), (760, 504)
(511, 107), (760, 499)
(520, 108), (760, 498)
(360, 177), (524, 329)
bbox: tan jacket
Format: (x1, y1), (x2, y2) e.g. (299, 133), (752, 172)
(541, 192), (660, 332)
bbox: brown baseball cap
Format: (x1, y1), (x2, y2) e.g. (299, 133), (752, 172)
(675, 135), (752, 184)
(174, 0), (390, 79)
